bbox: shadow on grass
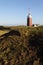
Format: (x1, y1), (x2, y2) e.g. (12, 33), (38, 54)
(1, 30), (20, 37)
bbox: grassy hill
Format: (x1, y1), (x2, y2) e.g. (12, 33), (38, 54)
(0, 26), (43, 65)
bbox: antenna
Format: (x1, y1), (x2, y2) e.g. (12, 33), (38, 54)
(28, 8), (31, 15)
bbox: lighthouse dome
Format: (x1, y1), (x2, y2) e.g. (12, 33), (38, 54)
(28, 14), (32, 18)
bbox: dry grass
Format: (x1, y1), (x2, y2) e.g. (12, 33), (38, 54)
(0, 26), (43, 65)
(0, 30), (9, 36)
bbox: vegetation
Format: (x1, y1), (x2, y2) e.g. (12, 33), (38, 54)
(0, 26), (43, 65)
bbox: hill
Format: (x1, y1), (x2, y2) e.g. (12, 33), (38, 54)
(0, 26), (43, 65)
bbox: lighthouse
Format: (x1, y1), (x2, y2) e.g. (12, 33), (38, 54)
(27, 10), (32, 26)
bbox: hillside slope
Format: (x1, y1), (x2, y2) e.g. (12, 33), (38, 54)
(0, 26), (43, 65)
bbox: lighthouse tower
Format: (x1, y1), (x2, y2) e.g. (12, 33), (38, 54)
(27, 10), (32, 26)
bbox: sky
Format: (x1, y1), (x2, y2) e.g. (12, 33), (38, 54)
(0, 0), (43, 26)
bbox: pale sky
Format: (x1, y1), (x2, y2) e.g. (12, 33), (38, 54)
(0, 0), (43, 26)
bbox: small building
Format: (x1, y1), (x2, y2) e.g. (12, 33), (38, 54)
(32, 24), (40, 27)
